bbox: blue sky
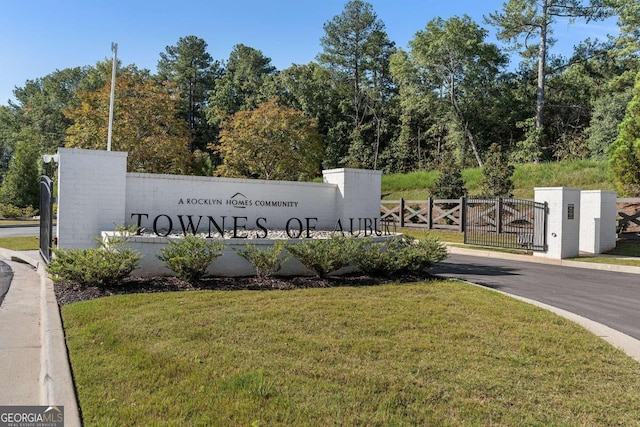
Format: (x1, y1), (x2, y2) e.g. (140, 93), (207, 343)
(0, 0), (618, 105)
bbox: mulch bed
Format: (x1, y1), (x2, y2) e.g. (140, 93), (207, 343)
(54, 272), (433, 306)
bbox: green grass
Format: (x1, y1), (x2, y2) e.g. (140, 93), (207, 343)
(0, 219), (39, 226)
(380, 170), (438, 199)
(382, 159), (613, 200)
(0, 236), (39, 251)
(571, 238), (640, 267)
(62, 282), (640, 426)
(573, 257), (640, 267)
(400, 228), (464, 244)
(609, 239), (640, 257)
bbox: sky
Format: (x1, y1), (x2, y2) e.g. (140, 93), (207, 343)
(0, 0), (619, 106)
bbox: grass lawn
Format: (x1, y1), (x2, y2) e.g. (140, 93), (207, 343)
(62, 281), (640, 426)
(0, 236), (39, 251)
(399, 228), (464, 244)
(0, 219), (39, 226)
(381, 159), (613, 200)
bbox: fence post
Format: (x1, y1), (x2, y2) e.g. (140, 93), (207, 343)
(459, 197), (466, 232)
(400, 198), (405, 228)
(496, 198), (503, 234)
(427, 197), (433, 229)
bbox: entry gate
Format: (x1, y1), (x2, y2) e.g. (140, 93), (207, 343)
(464, 198), (547, 252)
(39, 176), (54, 263)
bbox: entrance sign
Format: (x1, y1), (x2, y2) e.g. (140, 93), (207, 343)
(55, 148), (386, 276)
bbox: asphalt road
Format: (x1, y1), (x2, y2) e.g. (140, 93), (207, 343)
(431, 254), (640, 340)
(0, 225), (52, 238)
(0, 261), (14, 306)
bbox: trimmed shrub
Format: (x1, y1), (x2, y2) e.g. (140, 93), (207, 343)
(157, 235), (226, 282)
(354, 237), (407, 276)
(48, 228), (140, 286)
(400, 234), (448, 273)
(235, 241), (290, 279)
(354, 235), (447, 277)
(0, 204), (39, 218)
(286, 235), (360, 278)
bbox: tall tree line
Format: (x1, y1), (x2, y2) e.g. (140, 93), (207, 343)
(1, 0), (640, 208)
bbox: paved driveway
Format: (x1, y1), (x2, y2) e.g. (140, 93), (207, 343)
(431, 254), (640, 340)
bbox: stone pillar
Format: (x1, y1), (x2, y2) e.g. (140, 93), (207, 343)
(57, 148), (128, 249)
(534, 187), (581, 259)
(580, 190), (617, 254)
(322, 168), (382, 233)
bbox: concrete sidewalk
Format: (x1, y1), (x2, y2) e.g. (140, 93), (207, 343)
(0, 249), (80, 427)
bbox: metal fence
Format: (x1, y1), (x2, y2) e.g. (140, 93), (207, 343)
(463, 198), (547, 252)
(39, 176), (54, 263)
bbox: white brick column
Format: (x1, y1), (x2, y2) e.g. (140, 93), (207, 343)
(580, 190), (617, 254)
(57, 148), (128, 249)
(322, 168), (382, 233)
(534, 187), (581, 259)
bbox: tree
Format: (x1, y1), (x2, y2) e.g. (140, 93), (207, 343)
(486, 0), (612, 154)
(317, 0), (396, 169)
(157, 35), (221, 152)
(480, 143), (515, 197)
(587, 91), (632, 158)
(207, 44), (276, 118)
(266, 63), (339, 135)
(0, 130), (40, 208)
(6, 67), (89, 156)
(266, 63), (347, 168)
(386, 49), (441, 172)
(0, 105), (19, 177)
(213, 98), (323, 180)
(64, 64), (193, 174)
(608, 70), (640, 196)
(404, 15), (508, 167)
(428, 156), (467, 199)
(604, 0), (640, 56)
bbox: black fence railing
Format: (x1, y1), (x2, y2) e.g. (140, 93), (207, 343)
(463, 198), (547, 252)
(39, 176), (54, 263)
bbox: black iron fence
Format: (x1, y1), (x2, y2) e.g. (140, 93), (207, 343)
(463, 198), (547, 252)
(39, 176), (54, 263)
(380, 197), (548, 252)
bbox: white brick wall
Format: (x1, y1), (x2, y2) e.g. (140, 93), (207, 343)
(323, 168), (382, 231)
(580, 190), (617, 254)
(57, 150), (383, 259)
(535, 187), (581, 259)
(124, 173), (339, 233)
(57, 148), (127, 249)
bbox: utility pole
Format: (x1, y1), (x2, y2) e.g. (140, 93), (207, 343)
(107, 42), (118, 151)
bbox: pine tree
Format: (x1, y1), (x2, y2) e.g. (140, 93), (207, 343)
(608, 70), (640, 196)
(429, 156), (467, 199)
(480, 143), (515, 197)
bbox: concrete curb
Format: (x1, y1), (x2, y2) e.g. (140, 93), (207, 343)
(0, 249), (81, 427)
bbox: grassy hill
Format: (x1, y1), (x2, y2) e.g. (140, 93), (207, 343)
(382, 159), (614, 200)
